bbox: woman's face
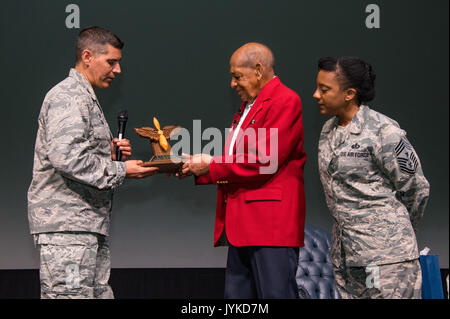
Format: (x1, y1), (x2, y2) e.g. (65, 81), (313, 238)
(313, 70), (352, 116)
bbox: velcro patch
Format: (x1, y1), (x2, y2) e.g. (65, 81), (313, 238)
(395, 138), (418, 174)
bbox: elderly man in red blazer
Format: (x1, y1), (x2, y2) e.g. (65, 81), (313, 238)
(181, 43), (307, 298)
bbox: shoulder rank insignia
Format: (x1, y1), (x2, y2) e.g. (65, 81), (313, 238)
(395, 138), (418, 174)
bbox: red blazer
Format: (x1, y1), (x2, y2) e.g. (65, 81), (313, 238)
(196, 77), (306, 247)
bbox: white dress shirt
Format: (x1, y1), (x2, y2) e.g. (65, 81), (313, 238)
(228, 100), (255, 156)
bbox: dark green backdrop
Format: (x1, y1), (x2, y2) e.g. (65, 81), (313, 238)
(1, 0), (448, 268)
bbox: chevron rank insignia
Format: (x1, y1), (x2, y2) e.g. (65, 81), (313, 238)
(395, 138), (418, 174)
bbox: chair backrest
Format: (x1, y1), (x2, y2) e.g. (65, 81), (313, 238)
(296, 225), (341, 299)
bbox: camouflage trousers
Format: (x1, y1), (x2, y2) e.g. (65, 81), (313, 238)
(333, 259), (422, 299)
(33, 232), (114, 299)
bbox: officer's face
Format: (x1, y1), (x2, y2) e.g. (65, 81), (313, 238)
(313, 70), (349, 116)
(87, 44), (122, 89)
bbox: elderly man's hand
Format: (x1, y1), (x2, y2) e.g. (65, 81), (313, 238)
(165, 154), (194, 179)
(177, 161), (193, 178)
(111, 138), (132, 161)
(183, 154), (212, 177)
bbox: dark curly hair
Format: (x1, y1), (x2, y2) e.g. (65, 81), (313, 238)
(318, 56), (376, 104)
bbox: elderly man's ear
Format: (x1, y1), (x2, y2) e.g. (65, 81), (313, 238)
(255, 63), (263, 80)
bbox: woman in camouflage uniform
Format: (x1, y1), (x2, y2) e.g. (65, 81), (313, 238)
(314, 56), (430, 299)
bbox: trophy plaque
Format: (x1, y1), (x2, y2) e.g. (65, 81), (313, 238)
(134, 117), (185, 174)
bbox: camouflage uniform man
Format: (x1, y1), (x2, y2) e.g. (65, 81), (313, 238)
(27, 27), (158, 299)
(314, 56), (430, 299)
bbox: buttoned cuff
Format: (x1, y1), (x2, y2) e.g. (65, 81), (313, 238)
(209, 157), (229, 185)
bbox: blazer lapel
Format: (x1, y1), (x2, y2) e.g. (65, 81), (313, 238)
(231, 76), (281, 154)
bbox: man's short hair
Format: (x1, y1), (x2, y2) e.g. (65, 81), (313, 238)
(75, 26), (124, 62)
(240, 43), (275, 70)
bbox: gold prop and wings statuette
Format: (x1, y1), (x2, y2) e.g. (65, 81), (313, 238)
(134, 117), (181, 151)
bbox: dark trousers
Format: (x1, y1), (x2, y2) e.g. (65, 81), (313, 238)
(224, 245), (299, 299)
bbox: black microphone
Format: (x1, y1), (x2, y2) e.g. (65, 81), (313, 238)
(116, 110), (128, 161)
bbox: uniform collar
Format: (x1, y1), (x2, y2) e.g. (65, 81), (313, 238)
(322, 105), (369, 135)
(69, 68), (98, 102)
(348, 105), (366, 134)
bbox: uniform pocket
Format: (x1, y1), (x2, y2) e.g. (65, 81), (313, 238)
(244, 188), (282, 202)
(37, 232), (98, 246)
(90, 112), (111, 141)
(92, 124), (111, 143)
(38, 234), (98, 298)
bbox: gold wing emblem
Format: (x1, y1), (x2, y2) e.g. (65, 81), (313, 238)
(135, 117), (181, 151)
(162, 125), (181, 139)
(134, 127), (159, 142)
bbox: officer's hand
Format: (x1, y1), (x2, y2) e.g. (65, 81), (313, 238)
(111, 138), (132, 161)
(125, 160), (159, 178)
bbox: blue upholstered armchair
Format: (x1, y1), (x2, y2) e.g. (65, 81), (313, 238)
(296, 225), (341, 299)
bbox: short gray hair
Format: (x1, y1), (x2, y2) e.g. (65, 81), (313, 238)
(75, 26), (124, 62)
(240, 43), (274, 69)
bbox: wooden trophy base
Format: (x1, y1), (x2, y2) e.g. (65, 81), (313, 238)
(139, 155), (185, 174)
